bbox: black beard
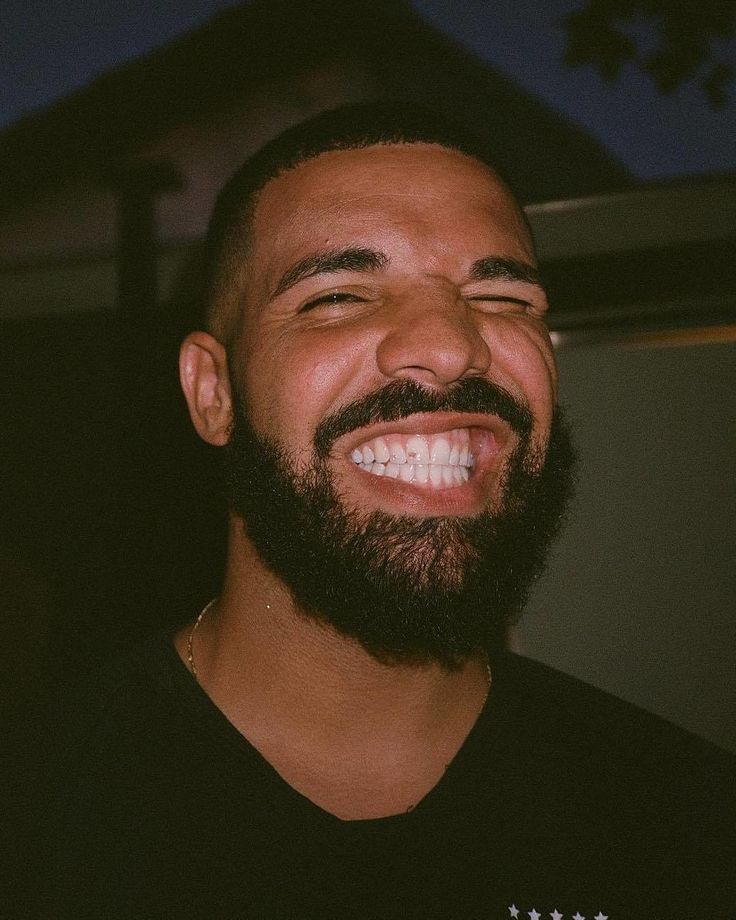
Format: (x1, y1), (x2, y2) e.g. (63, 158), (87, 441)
(223, 378), (576, 668)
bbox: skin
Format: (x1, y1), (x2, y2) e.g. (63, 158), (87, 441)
(177, 144), (557, 820)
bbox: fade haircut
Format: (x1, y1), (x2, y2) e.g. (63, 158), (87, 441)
(202, 102), (530, 347)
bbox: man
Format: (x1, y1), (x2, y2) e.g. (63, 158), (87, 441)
(11, 105), (735, 918)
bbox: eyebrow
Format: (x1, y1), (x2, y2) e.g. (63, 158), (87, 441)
(270, 249), (543, 300)
(468, 257), (543, 287)
(271, 247), (388, 299)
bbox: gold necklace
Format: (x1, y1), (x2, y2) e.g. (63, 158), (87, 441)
(187, 598), (492, 692)
(186, 597), (217, 679)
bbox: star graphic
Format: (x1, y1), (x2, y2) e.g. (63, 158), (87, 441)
(529, 911), (541, 920)
(508, 907), (520, 919)
(593, 914), (608, 920)
(572, 914), (585, 920)
(551, 911), (564, 920)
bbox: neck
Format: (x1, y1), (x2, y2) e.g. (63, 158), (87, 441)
(174, 517), (492, 819)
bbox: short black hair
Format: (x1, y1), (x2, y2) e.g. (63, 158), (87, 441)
(202, 102), (524, 345)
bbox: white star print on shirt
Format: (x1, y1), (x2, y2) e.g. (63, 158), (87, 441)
(572, 913), (585, 920)
(551, 911), (564, 920)
(593, 914), (608, 920)
(508, 906), (520, 919)
(529, 911), (541, 920)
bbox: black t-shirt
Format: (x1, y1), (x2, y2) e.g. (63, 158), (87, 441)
(6, 634), (735, 919)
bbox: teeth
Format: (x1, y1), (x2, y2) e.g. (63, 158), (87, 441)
(389, 441), (407, 464)
(356, 459), (472, 489)
(385, 462), (400, 479)
(351, 428), (478, 488)
(405, 436), (430, 465)
(430, 437), (450, 465)
(399, 463), (414, 482)
(414, 464), (429, 484)
(374, 438), (390, 464)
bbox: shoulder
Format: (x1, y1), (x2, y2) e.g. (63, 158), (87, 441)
(493, 651), (736, 827)
(495, 653), (735, 903)
(4, 633), (191, 828)
(482, 654), (736, 913)
(3, 633), (189, 909)
(497, 650), (735, 767)
(14, 633), (185, 755)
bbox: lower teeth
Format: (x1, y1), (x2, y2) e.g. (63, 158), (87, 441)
(358, 462), (468, 485)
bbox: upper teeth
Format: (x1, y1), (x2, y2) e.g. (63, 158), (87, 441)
(350, 430), (475, 486)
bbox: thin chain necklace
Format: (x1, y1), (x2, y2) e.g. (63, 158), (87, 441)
(186, 597), (217, 680)
(186, 598), (492, 692)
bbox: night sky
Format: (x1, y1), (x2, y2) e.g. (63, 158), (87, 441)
(3, 0), (735, 180)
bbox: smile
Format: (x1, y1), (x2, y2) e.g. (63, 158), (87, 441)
(351, 429), (475, 489)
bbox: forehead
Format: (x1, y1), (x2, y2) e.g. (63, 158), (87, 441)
(246, 144), (534, 280)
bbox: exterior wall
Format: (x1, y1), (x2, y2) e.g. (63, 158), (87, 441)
(518, 338), (736, 753)
(0, 180), (117, 318)
(0, 179), (116, 262)
(0, 57), (374, 320)
(0, 254), (118, 318)
(150, 59), (375, 243)
(527, 179), (736, 261)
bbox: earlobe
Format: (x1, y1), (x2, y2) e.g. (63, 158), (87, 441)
(179, 332), (233, 446)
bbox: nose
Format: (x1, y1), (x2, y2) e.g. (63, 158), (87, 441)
(375, 290), (492, 387)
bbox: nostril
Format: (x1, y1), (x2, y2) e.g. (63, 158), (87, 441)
(376, 317), (491, 386)
(394, 367), (449, 387)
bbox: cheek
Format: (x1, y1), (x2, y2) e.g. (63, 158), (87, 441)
(530, 333), (558, 423)
(242, 326), (375, 450)
(484, 320), (557, 430)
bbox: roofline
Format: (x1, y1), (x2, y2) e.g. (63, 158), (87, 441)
(0, 0), (631, 208)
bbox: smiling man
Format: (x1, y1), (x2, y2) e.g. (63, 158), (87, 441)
(12, 105), (735, 919)
(180, 132), (572, 678)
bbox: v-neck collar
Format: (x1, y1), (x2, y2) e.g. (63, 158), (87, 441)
(154, 632), (514, 830)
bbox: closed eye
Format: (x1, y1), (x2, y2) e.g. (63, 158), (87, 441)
(468, 295), (532, 309)
(300, 291), (364, 312)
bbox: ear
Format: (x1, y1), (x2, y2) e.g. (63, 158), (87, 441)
(179, 332), (233, 446)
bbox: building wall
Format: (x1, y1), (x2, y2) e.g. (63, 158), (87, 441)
(518, 338), (736, 753)
(0, 178), (116, 262)
(0, 57), (375, 320)
(151, 59), (375, 243)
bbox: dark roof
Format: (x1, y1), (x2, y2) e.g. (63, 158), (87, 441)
(0, 0), (633, 209)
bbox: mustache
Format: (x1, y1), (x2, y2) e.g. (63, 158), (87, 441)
(314, 377), (533, 458)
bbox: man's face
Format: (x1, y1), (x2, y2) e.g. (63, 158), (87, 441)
(234, 144), (557, 514)
(222, 144), (572, 664)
